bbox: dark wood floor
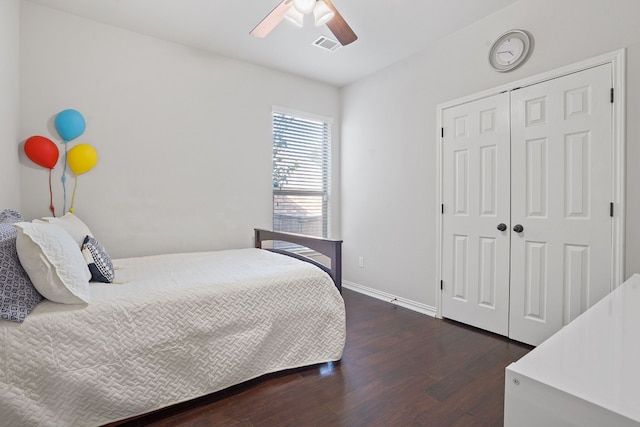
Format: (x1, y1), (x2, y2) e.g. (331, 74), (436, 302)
(110, 289), (532, 427)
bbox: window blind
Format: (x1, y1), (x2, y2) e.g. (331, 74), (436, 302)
(272, 111), (331, 245)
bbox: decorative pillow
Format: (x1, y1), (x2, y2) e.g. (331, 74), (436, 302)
(14, 222), (91, 305)
(82, 236), (114, 283)
(0, 209), (24, 224)
(37, 213), (93, 247)
(0, 223), (43, 323)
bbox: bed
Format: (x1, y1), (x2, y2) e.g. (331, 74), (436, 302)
(0, 224), (345, 427)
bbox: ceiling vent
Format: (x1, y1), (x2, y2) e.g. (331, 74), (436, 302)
(312, 35), (341, 52)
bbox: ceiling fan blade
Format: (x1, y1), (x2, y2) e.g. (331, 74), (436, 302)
(250, 0), (292, 38)
(323, 0), (358, 45)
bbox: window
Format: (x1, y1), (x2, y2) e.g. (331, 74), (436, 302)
(272, 110), (331, 242)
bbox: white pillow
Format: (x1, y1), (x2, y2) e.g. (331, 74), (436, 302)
(14, 222), (91, 304)
(36, 213), (94, 247)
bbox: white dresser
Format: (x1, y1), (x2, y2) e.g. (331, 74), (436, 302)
(504, 274), (640, 426)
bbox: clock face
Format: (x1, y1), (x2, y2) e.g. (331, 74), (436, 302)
(495, 38), (524, 66)
(489, 30), (532, 72)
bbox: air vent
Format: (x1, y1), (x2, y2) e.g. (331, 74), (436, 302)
(312, 35), (341, 52)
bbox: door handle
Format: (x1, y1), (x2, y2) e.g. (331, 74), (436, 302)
(513, 224), (524, 233)
(497, 223), (507, 231)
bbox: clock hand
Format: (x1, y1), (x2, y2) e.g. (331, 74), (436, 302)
(497, 50), (515, 56)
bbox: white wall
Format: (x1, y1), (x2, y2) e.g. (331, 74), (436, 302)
(341, 0), (640, 308)
(19, 2), (341, 258)
(0, 0), (20, 209)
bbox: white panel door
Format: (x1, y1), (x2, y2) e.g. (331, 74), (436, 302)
(509, 64), (613, 346)
(441, 93), (511, 336)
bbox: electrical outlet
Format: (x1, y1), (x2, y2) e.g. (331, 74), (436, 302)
(358, 256), (364, 268)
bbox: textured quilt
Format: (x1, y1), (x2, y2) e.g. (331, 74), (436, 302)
(0, 248), (345, 426)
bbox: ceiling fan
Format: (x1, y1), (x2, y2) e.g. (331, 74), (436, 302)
(250, 0), (358, 46)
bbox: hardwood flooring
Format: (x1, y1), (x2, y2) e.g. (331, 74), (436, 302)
(110, 289), (532, 427)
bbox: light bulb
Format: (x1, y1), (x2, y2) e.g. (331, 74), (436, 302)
(293, 0), (316, 15)
(313, 1), (334, 26)
(284, 6), (304, 27)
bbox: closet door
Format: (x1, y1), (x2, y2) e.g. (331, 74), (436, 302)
(441, 93), (511, 336)
(509, 64), (613, 346)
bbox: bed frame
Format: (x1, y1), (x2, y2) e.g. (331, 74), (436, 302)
(254, 228), (342, 292)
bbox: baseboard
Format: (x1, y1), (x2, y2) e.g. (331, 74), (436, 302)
(342, 280), (437, 318)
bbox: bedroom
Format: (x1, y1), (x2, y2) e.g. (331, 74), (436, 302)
(2, 0), (640, 425)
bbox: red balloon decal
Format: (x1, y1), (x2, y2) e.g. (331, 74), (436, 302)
(24, 135), (60, 217)
(24, 136), (59, 169)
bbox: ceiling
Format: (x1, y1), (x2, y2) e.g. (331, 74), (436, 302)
(25, 0), (520, 87)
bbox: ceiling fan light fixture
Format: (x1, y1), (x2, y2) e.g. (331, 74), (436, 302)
(292, 0), (316, 15)
(250, 0), (357, 46)
(313, 1), (334, 26)
(284, 6), (304, 27)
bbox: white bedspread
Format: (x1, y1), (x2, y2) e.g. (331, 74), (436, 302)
(0, 248), (345, 426)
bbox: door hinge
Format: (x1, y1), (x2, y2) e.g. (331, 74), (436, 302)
(611, 88), (614, 103)
(441, 204), (444, 214)
(441, 127), (444, 138)
(610, 202), (614, 217)
(440, 280), (443, 290)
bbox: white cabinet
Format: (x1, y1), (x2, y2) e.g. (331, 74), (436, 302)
(504, 274), (640, 427)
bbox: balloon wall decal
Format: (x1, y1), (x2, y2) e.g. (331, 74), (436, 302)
(24, 135), (59, 216)
(54, 109), (86, 142)
(26, 109), (98, 215)
(67, 143), (98, 214)
(67, 143), (98, 175)
(54, 109), (86, 212)
(24, 136), (58, 169)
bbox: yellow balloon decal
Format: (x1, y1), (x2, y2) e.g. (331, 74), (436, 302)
(67, 143), (98, 214)
(67, 143), (98, 175)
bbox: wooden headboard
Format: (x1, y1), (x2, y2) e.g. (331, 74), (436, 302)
(254, 229), (342, 292)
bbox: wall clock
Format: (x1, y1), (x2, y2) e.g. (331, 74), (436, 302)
(489, 30), (532, 72)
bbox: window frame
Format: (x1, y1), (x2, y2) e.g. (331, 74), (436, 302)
(271, 106), (333, 245)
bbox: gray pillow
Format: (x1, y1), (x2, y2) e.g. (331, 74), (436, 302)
(0, 211), (43, 323)
(82, 236), (114, 283)
(0, 209), (23, 224)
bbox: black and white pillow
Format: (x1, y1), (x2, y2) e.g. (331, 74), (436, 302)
(0, 209), (23, 224)
(0, 210), (43, 323)
(81, 236), (114, 283)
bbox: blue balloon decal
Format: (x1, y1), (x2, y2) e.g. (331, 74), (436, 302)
(54, 109), (86, 142)
(54, 108), (86, 212)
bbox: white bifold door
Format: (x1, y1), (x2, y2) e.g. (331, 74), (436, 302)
(441, 64), (613, 346)
(441, 93), (512, 337)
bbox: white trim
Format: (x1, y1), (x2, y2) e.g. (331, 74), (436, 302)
(435, 48), (626, 319)
(611, 50), (626, 289)
(342, 280), (437, 317)
(435, 96), (444, 320)
(272, 105), (335, 125)
(438, 49), (625, 111)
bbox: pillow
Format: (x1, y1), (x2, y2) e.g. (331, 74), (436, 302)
(0, 209), (23, 224)
(82, 236), (114, 283)
(0, 223), (43, 323)
(36, 213), (93, 247)
(14, 222), (91, 305)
